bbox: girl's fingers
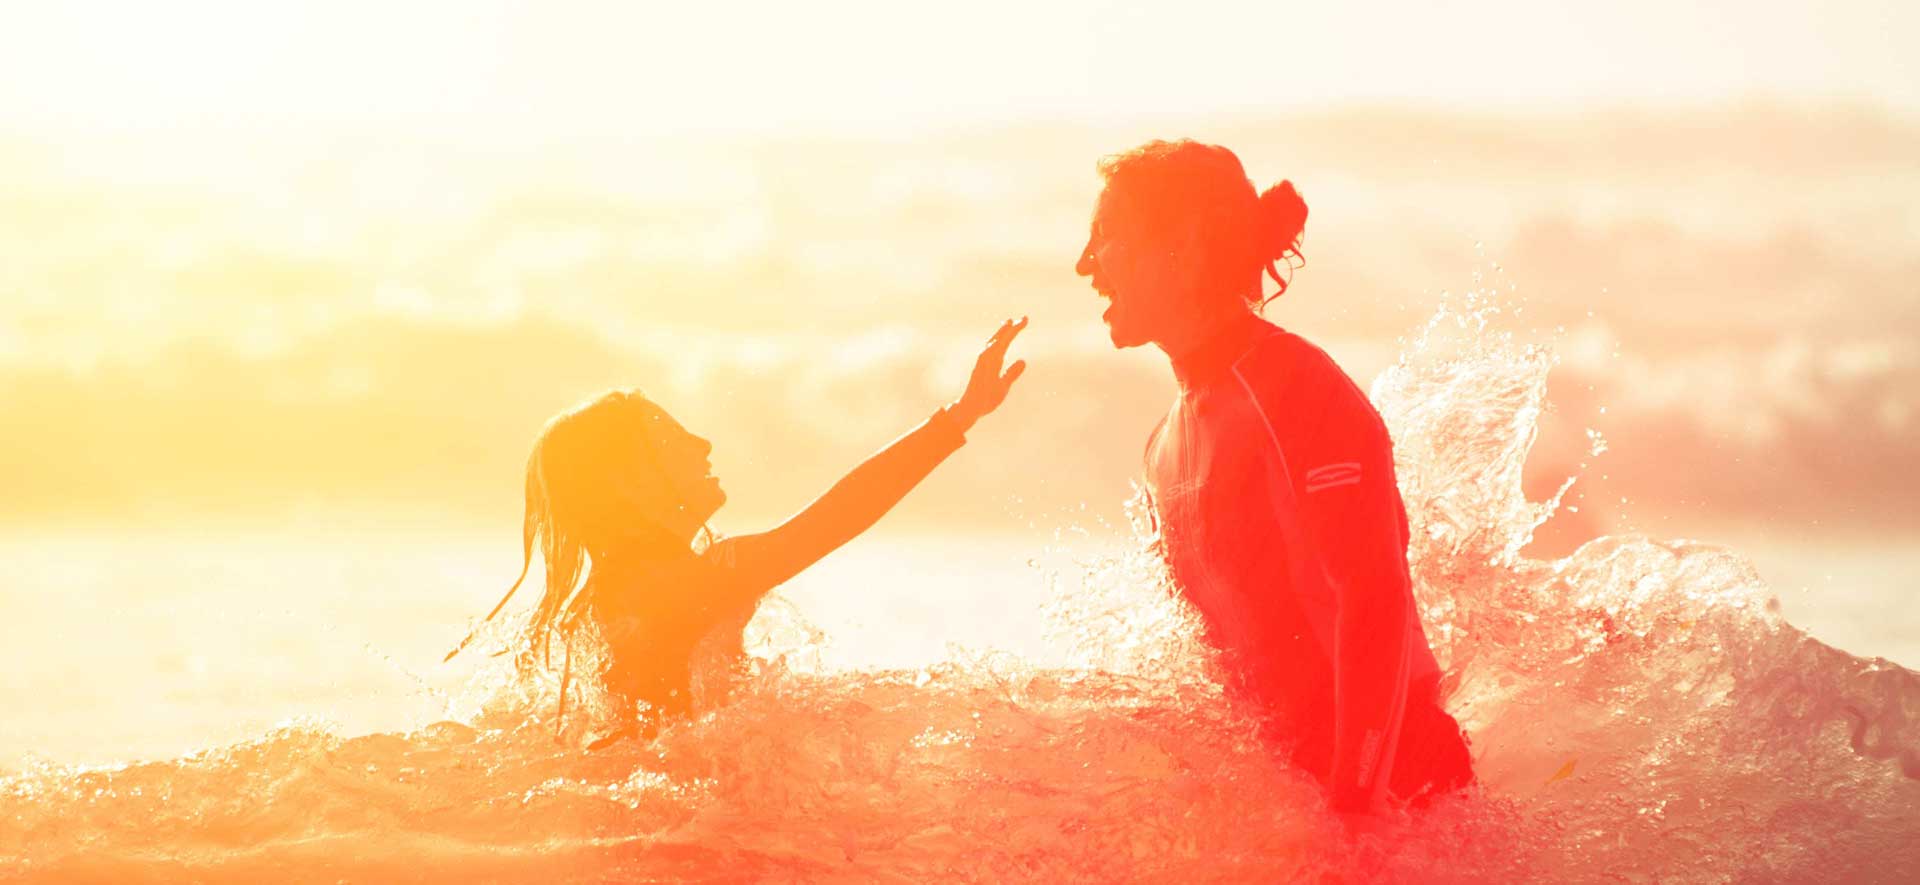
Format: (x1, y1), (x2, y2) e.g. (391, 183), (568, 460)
(989, 316), (1027, 343)
(984, 318), (1028, 360)
(975, 318), (1028, 393)
(998, 361), (1027, 394)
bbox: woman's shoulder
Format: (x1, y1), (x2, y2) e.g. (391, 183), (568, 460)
(1238, 327), (1361, 399)
(1241, 326), (1388, 439)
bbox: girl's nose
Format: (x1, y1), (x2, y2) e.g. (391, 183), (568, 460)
(1075, 242), (1097, 277)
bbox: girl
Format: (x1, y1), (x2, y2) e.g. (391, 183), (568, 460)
(449, 318), (1028, 744)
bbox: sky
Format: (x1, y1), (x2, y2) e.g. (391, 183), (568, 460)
(0, 1), (1915, 547)
(1, 1), (1915, 137)
(5, 0), (1920, 786)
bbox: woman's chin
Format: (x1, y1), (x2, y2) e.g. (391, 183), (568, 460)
(1102, 305), (1150, 348)
(1106, 321), (1149, 349)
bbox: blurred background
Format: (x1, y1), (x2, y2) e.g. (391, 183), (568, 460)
(2, 0), (1915, 764)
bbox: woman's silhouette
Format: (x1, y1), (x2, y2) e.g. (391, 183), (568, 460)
(450, 319), (1027, 745)
(1075, 140), (1472, 815)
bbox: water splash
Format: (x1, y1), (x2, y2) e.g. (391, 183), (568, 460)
(5, 296), (1916, 882)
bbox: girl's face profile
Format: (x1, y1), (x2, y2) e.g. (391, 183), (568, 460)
(634, 408), (725, 541)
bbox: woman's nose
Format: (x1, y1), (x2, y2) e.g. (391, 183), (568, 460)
(1075, 243), (1097, 277)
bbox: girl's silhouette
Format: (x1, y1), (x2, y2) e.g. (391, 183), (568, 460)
(450, 319), (1027, 745)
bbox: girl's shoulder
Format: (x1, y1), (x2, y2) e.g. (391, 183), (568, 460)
(703, 535), (741, 570)
(699, 536), (762, 595)
(697, 534), (782, 610)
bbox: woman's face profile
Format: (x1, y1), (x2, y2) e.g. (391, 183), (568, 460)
(1078, 189), (1193, 350)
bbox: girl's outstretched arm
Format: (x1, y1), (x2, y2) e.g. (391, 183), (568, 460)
(716, 318), (1028, 595)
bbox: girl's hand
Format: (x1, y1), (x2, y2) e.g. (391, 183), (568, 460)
(951, 317), (1028, 427)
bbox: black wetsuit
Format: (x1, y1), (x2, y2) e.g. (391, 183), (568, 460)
(1144, 313), (1473, 810)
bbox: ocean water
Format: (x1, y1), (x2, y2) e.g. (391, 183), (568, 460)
(4, 301), (1917, 882)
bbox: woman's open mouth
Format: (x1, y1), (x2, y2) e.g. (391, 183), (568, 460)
(1094, 279), (1118, 322)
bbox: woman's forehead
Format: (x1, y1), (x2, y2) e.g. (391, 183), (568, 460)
(1092, 188), (1118, 227)
(1091, 188), (1150, 241)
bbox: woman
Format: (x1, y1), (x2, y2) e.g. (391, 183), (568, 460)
(1074, 140), (1473, 814)
(449, 318), (1027, 745)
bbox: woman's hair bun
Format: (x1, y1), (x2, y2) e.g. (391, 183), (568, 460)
(1257, 180), (1308, 262)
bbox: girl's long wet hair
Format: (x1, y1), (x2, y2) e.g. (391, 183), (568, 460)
(445, 390), (711, 718)
(1096, 139), (1309, 308)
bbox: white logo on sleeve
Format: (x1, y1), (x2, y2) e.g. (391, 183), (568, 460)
(1304, 461), (1362, 493)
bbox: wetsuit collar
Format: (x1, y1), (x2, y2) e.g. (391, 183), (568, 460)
(1168, 311), (1278, 392)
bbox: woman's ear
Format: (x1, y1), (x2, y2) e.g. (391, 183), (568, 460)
(1165, 223), (1214, 290)
(1180, 217), (1220, 263)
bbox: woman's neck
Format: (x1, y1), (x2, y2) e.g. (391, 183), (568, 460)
(1165, 308), (1271, 390)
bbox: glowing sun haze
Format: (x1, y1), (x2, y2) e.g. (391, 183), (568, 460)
(4, 0), (1920, 796)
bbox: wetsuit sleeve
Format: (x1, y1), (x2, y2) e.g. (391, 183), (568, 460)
(1295, 381), (1415, 813)
(711, 408), (969, 598)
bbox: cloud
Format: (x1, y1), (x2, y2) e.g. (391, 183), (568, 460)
(2, 304), (1914, 546)
(2, 106), (1916, 541)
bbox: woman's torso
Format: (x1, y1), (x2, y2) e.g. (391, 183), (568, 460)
(1143, 326), (1336, 729)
